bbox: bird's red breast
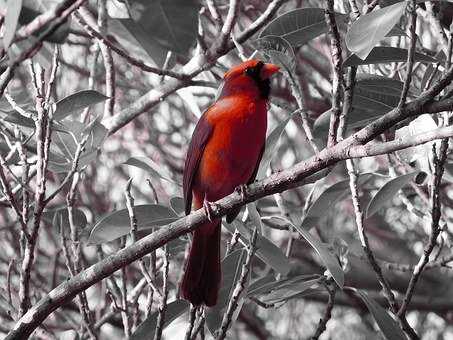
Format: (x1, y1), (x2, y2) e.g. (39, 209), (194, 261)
(192, 96), (267, 206)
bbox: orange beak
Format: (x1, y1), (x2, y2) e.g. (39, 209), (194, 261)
(260, 63), (280, 79)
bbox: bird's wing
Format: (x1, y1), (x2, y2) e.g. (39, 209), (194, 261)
(247, 143), (265, 185)
(183, 113), (213, 216)
(226, 143), (265, 223)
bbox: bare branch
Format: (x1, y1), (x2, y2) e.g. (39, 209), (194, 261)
(217, 227), (258, 340)
(398, 142), (447, 317)
(153, 245), (170, 340)
(325, 0), (345, 147)
(398, 0), (417, 108)
(310, 283), (336, 340)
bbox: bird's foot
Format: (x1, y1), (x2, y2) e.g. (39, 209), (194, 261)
(235, 184), (248, 201)
(203, 198), (219, 222)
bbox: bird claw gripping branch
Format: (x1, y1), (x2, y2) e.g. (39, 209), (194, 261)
(235, 184), (248, 201)
(203, 198), (219, 222)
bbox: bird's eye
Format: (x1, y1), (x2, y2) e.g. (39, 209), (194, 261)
(244, 68), (253, 75)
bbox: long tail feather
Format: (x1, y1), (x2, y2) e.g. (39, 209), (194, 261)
(180, 219), (221, 306)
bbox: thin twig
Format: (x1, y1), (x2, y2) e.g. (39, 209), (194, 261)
(325, 0), (345, 147)
(66, 172), (98, 339)
(184, 305), (198, 340)
(206, 0), (223, 27)
(190, 308), (206, 340)
(45, 46), (60, 104)
(12, 0), (84, 41)
(43, 135), (89, 205)
(346, 160), (396, 309)
(217, 227), (258, 340)
(120, 261), (131, 338)
(153, 245), (170, 340)
(0, 161), (27, 236)
(97, 0), (115, 116)
(216, 0), (240, 54)
(125, 179), (163, 304)
(310, 282), (336, 340)
(397, 143), (447, 317)
(398, 0), (417, 108)
(424, 2), (448, 52)
(19, 64), (50, 316)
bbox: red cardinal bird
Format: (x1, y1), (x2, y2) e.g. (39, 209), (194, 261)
(180, 59), (280, 306)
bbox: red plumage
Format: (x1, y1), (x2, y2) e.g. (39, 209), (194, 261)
(181, 59), (279, 306)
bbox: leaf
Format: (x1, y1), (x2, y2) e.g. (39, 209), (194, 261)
(123, 157), (180, 186)
(53, 90), (108, 121)
(443, 163), (453, 183)
(88, 204), (178, 244)
(52, 121), (86, 160)
(3, 0), (23, 48)
(355, 74), (406, 95)
(0, 288), (15, 315)
(346, 1), (407, 59)
(343, 47), (437, 67)
(0, 88), (32, 111)
(351, 85), (399, 118)
(258, 277), (322, 304)
(167, 237), (187, 256)
(248, 274), (320, 297)
(126, 0), (200, 59)
(395, 114), (437, 172)
(261, 215), (293, 230)
(131, 299), (189, 340)
(47, 150), (98, 173)
(301, 174), (375, 230)
(247, 274), (276, 296)
(54, 130), (78, 160)
(366, 171), (424, 217)
(314, 76), (405, 135)
(246, 202), (263, 232)
(108, 0), (129, 18)
(257, 113), (294, 179)
(48, 120), (107, 173)
(169, 196), (184, 215)
(52, 208), (87, 239)
(2, 111), (35, 129)
(348, 76), (409, 128)
(224, 221), (291, 276)
(386, 25), (406, 37)
(205, 249), (246, 337)
(255, 35), (296, 74)
(86, 119), (108, 150)
(354, 290), (406, 340)
(293, 223), (344, 288)
(115, 18), (169, 67)
(259, 8), (347, 47)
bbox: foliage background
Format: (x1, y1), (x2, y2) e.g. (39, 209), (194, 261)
(1, 0), (453, 339)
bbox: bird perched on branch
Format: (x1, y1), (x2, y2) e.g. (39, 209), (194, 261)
(180, 59), (280, 306)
